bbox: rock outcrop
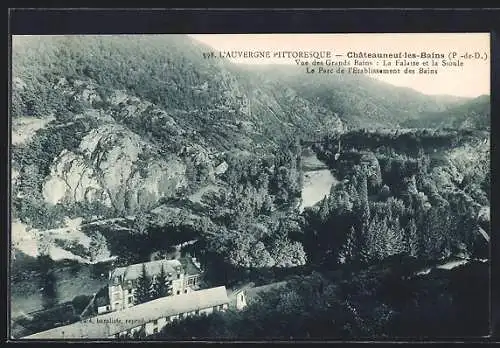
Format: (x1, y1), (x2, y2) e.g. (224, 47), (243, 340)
(42, 124), (187, 214)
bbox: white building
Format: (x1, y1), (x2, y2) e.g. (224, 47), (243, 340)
(230, 289), (247, 311)
(23, 286), (230, 340)
(105, 258), (202, 313)
(227, 285), (250, 311)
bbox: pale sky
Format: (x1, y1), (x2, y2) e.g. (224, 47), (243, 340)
(189, 33), (490, 98)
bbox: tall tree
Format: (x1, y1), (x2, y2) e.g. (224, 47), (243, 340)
(362, 214), (404, 262)
(358, 173), (370, 224)
(405, 218), (419, 257)
(135, 264), (152, 305)
(339, 226), (357, 264)
(384, 217), (405, 258)
(356, 171), (371, 263)
(270, 236), (307, 268)
(318, 196), (330, 222)
(152, 265), (170, 299)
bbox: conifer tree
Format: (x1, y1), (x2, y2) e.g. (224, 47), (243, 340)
(361, 215), (385, 262)
(357, 172), (371, 262)
(405, 218), (419, 257)
(358, 173), (370, 224)
(152, 264), (169, 299)
(385, 217), (405, 258)
(339, 226), (357, 264)
(318, 196), (330, 222)
(362, 213), (404, 262)
(135, 264), (152, 305)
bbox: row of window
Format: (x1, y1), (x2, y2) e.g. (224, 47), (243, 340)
(113, 289), (188, 309)
(112, 305), (227, 338)
(186, 276), (198, 286)
(113, 274), (181, 286)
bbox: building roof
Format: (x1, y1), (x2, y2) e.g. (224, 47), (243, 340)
(22, 286), (230, 340)
(179, 257), (202, 276)
(227, 282), (254, 299)
(109, 259), (182, 283)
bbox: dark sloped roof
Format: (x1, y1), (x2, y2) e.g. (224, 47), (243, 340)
(179, 257), (202, 276)
(23, 286), (230, 339)
(109, 259), (182, 283)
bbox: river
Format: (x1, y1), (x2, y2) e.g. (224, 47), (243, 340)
(299, 150), (339, 212)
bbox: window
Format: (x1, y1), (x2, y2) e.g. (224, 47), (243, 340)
(153, 319), (158, 325)
(241, 294), (244, 301)
(153, 328), (158, 334)
(128, 297), (132, 304)
(177, 290), (180, 295)
(177, 273), (180, 279)
(128, 289), (132, 294)
(184, 289), (188, 294)
(195, 309), (200, 315)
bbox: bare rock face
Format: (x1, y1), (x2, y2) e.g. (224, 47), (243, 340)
(42, 124), (187, 213)
(215, 161), (228, 175)
(43, 149), (106, 205)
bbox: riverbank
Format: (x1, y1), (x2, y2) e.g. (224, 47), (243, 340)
(299, 151), (339, 212)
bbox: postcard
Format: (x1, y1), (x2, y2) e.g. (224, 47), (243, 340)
(10, 27), (491, 341)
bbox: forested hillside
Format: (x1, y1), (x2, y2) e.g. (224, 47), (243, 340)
(234, 64), (465, 128)
(306, 128), (489, 265)
(402, 95), (490, 130)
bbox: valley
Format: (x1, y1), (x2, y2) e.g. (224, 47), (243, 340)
(10, 34), (490, 340)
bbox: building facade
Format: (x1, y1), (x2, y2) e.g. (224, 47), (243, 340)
(107, 258), (202, 312)
(227, 286), (249, 311)
(23, 286), (230, 340)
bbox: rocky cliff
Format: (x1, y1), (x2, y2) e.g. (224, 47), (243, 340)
(42, 124), (188, 214)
